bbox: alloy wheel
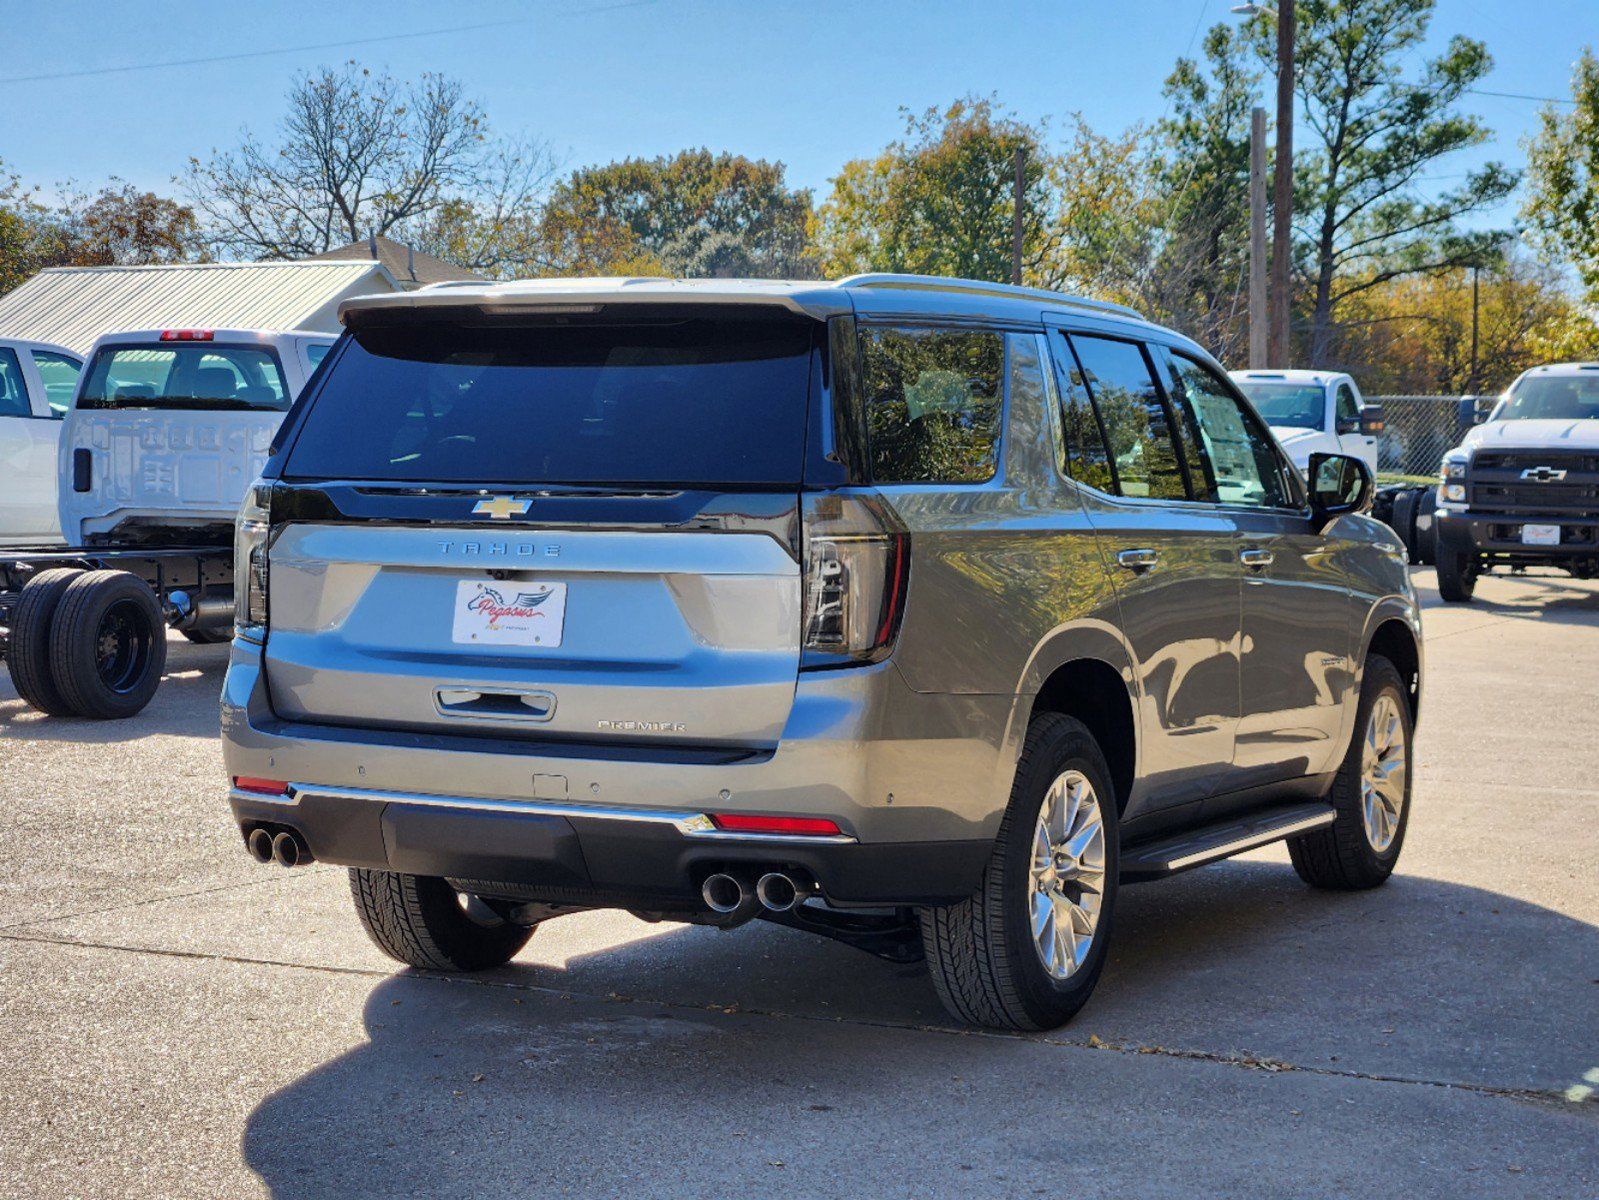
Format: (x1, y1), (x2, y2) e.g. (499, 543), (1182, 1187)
(1360, 694), (1407, 852)
(1028, 770), (1107, 980)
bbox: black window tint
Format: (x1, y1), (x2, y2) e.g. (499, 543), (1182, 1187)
(285, 315), (814, 486)
(861, 326), (1003, 483)
(1050, 332), (1117, 492)
(1169, 353), (1288, 507)
(1067, 335), (1185, 500)
(0, 348), (27, 418)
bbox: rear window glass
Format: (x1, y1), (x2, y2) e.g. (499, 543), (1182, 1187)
(78, 345), (289, 411)
(861, 326), (1003, 483)
(284, 315), (814, 487)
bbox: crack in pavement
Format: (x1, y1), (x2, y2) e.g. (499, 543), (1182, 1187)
(4, 927), (1592, 1113)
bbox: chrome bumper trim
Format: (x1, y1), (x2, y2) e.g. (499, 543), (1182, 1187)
(228, 783), (859, 845)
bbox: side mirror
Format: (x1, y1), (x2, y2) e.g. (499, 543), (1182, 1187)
(1472, 395), (1497, 425)
(1359, 404), (1384, 436)
(1307, 452), (1373, 522)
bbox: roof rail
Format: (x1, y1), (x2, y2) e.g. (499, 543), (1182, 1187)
(836, 273), (1144, 320)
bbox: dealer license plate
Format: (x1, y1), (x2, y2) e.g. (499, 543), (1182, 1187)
(451, 580), (567, 647)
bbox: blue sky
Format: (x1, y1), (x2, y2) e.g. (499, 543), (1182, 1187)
(0, 0), (1589, 229)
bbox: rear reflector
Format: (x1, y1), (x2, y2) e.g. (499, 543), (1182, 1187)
(232, 776), (289, 796)
(709, 813), (843, 836)
(160, 329), (214, 341)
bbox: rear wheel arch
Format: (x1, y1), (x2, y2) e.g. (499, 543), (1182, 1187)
(1028, 657), (1136, 814)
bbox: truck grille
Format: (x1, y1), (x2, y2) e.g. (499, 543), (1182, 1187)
(1469, 451), (1599, 516)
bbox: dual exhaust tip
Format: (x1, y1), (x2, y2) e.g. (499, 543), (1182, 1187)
(701, 870), (807, 915)
(246, 826), (310, 868)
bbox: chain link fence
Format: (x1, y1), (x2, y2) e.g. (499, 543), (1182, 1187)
(1369, 395), (1490, 482)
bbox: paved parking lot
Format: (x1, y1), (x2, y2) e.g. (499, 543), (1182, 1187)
(1, 568), (1596, 1199)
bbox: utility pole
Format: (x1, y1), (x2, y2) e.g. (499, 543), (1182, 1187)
(1469, 264), (1481, 394)
(1011, 146), (1026, 287)
(1269, 1), (1295, 366)
(1248, 106), (1268, 369)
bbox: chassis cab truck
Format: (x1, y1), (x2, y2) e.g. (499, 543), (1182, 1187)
(1, 328), (333, 718)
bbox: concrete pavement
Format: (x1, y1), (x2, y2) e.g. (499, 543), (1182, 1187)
(1, 568), (1595, 1198)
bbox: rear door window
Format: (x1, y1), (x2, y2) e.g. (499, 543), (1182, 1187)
(284, 314), (815, 486)
(30, 351), (81, 416)
(79, 345), (289, 411)
(1065, 334), (1187, 500)
(1049, 332), (1118, 493)
(0, 348), (28, 418)
(860, 325), (1003, 483)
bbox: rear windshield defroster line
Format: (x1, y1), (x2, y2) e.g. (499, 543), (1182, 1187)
(282, 314), (817, 488)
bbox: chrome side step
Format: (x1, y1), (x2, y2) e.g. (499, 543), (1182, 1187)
(1120, 801), (1335, 881)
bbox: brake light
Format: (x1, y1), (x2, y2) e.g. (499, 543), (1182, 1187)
(235, 480), (272, 639)
(801, 493), (911, 669)
(709, 813), (843, 836)
(159, 329), (214, 341)
(233, 776), (289, 796)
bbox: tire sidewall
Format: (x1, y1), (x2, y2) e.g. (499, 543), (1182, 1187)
(1344, 659), (1414, 872)
(51, 571), (168, 719)
(998, 720), (1120, 1027)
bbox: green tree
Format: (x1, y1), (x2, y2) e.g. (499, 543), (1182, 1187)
(1522, 46), (1599, 300)
(813, 98), (1054, 284)
(1243, 0), (1515, 364)
(537, 149), (814, 278)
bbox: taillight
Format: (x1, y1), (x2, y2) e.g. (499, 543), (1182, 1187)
(235, 480), (272, 639)
(801, 492), (910, 669)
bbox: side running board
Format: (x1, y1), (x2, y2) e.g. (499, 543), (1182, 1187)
(1120, 801), (1335, 882)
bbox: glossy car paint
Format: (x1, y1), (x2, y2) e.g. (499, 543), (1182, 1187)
(221, 278), (1421, 898)
(0, 337), (81, 546)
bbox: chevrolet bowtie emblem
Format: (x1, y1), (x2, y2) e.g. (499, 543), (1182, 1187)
(473, 496), (532, 519)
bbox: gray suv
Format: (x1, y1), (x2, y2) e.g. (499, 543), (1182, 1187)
(222, 274), (1421, 1030)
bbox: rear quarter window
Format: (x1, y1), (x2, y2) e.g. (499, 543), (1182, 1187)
(861, 326), (1003, 483)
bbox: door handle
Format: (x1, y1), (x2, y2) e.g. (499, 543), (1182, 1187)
(1240, 547), (1274, 570)
(1116, 548), (1160, 574)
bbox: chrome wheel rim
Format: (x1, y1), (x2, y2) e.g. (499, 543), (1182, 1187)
(1028, 770), (1107, 981)
(1360, 694), (1407, 853)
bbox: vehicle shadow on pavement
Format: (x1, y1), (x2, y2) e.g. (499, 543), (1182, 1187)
(1414, 572), (1599, 624)
(239, 861), (1599, 1198)
(0, 639), (226, 742)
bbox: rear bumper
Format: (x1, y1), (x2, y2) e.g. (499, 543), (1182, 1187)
(1437, 510), (1599, 561)
(221, 642), (1018, 906)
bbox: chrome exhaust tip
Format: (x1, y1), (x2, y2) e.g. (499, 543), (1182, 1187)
(756, 872), (803, 912)
(270, 830), (302, 868)
(701, 872), (746, 914)
(245, 827), (274, 864)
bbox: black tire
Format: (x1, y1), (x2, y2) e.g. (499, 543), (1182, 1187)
(48, 570), (168, 720)
(1289, 654), (1412, 890)
(5, 568), (85, 716)
(1435, 545), (1478, 603)
(1390, 488), (1420, 562)
(349, 869), (534, 972)
(920, 713), (1120, 1030)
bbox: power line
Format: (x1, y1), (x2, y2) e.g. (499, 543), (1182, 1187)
(0, 3), (655, 86)
(1466, 87), (1576, 106)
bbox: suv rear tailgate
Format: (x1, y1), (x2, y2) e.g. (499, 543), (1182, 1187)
(263, 521), (801, 747)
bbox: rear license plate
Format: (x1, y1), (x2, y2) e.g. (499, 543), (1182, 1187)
(451, 580), (566, 647)
(1521, 524), (1560, 546)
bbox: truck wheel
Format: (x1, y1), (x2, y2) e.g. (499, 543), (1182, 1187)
(349, 869), (534, 971)
(920, 713), (1119, 1030)
(1435, 546), (1477, 602)
(1289, 654), (1412, 890)
(6, 568), (85, 716)
(48, 570), (167, 719)
(1390, 489), (1420, 561)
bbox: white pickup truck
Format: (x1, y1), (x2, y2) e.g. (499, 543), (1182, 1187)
(0, 337), (84, 546)
(2, 327), (334, 720)
(59, 328), (334, 546)
(1229, 368), (1380, 476)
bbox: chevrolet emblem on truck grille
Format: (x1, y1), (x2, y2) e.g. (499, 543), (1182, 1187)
(1520, 466), (1568, 482)
(473, 496), (532, 519)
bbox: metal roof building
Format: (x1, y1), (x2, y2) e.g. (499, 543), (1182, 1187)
(0, 259), (401, 355)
